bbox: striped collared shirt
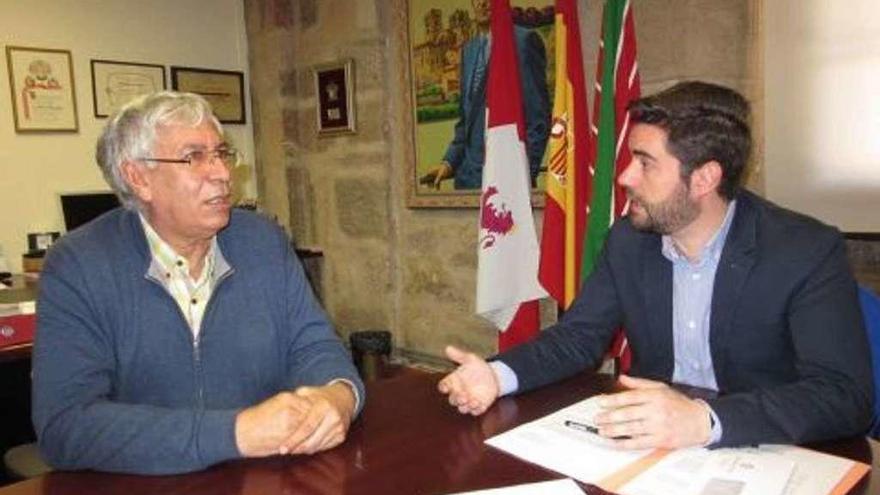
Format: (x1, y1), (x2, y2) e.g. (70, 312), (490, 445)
(140, 215), (220, 340)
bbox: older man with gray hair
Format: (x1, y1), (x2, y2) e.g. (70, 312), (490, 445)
(32, 91), (363, 475)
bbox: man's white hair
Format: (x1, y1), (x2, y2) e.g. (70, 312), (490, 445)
(95, 91), (223, 209)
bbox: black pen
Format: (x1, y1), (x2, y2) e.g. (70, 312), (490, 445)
(563, 420), (633, 440)
(563, 420), (599, 434)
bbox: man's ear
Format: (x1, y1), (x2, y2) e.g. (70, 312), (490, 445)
(689, 160), (722, 198)
(121, 161), (152, 203)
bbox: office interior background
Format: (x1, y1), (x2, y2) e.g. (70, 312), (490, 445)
(1, 0), (878, 365)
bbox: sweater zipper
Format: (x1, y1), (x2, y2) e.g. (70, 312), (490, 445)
(193, 335), (203, 407)
(193, 268), (234, 407)
(145, 268), (233, 409)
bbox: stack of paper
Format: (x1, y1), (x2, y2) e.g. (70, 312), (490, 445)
(485, 396), (871, 495)
(0, 300), (35, 317)
(758, 445), (870, 495)
(618, 447), (794, 495)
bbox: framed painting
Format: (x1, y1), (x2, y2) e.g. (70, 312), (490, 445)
(313, 59), (356, 135)
(170, 66), (246, 124)
(91, 59), (165, 118)
(5, 46), (78, 132)
(405, 0), (555, 207)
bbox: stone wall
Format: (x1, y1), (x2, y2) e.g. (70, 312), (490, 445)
(244, 0), (759, 363)
(245, 0), (394, 349)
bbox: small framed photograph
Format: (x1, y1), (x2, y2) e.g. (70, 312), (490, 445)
(170, 66), (245, 124)
(313, 59), (356, 135)
(91, 59), (166, 118)
(5, 45), (78, 132)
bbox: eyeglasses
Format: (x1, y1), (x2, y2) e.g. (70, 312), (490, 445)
(137, 148), (241, 170)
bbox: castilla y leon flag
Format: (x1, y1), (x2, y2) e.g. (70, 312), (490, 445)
(477, 0), (547, 352)
(538, 0), (592, 311)
(586, 0), (640, 371)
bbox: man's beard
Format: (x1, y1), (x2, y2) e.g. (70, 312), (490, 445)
(626, 181), (700, 235)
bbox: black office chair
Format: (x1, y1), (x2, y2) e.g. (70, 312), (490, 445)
(3, 442), (51, 480)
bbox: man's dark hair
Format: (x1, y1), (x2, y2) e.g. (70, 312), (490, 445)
(628, 81), (751, 200)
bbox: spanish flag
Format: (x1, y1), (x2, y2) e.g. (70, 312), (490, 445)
(538, 0), (591, 310)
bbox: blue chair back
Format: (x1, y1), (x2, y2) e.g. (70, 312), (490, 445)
(859, 286), (880, 438)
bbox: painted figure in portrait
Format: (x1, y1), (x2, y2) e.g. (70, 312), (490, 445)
(411, 0), (554, 197)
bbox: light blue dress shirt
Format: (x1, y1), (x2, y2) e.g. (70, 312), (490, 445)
(662, 200), (736, 442)
(664, 201), (736, 391)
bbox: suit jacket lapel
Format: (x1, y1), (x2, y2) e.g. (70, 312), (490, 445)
(641, 234), (675, 378)
(710, 194), (758, 383)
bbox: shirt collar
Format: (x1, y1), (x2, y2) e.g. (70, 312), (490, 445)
(139, 214), (218, 285)
(661, 200), (738, 266)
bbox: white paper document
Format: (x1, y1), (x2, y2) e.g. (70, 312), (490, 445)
(486, 397), (869, 495)
(446, 478), (584, 495)
(485, 397), (653, 485)
(618, 447), (794, 495)
(759, 444), (866, 495)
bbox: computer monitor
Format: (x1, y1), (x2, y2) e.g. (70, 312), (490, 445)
(59, 192), (121, 232)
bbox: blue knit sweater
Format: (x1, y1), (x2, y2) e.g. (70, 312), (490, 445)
(32, 208), (364, 474)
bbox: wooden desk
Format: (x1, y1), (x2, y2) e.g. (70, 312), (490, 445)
(0, 343), (32, 364)
(0, 369), (875, 494)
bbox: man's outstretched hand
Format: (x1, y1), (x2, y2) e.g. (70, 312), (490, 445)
(437, 345), (500, 416)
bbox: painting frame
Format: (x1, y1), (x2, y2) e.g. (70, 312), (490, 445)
(313, 59), (356, 136)
(170, 66), (246, 124)
(403, 0), (554, 208)
(90, 59), (166, 118)
(5, 45), (79, 133)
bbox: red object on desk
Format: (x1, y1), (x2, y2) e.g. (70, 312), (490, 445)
(0, 313), (36, 349)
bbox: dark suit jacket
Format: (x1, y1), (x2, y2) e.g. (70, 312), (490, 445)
(442, 27), (550, 189)
(499, 191), (874, 446)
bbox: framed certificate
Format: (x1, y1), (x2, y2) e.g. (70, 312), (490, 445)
(5, 45), (78, 132)
(91, 59), (165, 118)
(170, 66), (246, 124)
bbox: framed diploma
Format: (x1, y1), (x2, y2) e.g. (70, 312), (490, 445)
(91, 59), (165, 118)
(6, 46), (78, 132)
(170, 66), (246, 124)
